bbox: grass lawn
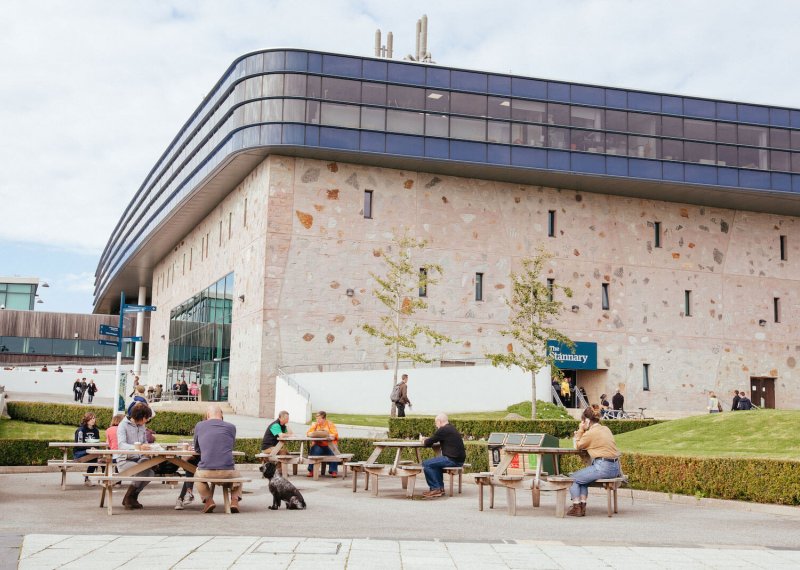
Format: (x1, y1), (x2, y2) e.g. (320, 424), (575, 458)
(0, 419), (184, 443)
(616, 409), (800, 461)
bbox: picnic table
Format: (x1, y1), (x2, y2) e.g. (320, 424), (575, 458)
(356, 441), (436, 498)
(255, 435), (354, 480)
(48, 441), (109, 490)
(89, 447), (248, 515)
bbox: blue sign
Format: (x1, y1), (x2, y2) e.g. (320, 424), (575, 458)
(547, 340), (598, 370)
(123, 304), (157, 313)
(97, 339), (118, 347)
(99, 324), (120, 336)
(123, 336), (143, 343)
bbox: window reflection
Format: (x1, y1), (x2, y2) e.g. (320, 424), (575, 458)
(629, 113), (660, 135)
(387, 85), (425, 110)
(387, 109), (424, 134)
(426, 90), (449, 112)
(606, 133), (627, 155)
(571, 130), (604, 153)
(739, 147), (768, 169)
(425, 113), (448, 137)
(771, 150), (790, 171)
(547, 127), (569, 149)
(662, 139), (682, 161)
(738, 125), (768, 147)
(488, 121), (510, 144)
(547, 103), (569, 126)
(488, 97), (511, 119)
(451, 117), (486, 141)
(685, 141), (716, 164)
(362, 83), (386, 105)
(570, 107), (603, 130)
(685, 119), (715, 141)
(629, 136), (659, 159)
(512, 123), (545, 146)
(512, 99), (545, 123)
(451, 92), (487, 116)
(717, 145), (737, 167)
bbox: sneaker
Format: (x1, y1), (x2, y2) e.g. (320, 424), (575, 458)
(183, 492), (194, 506)
(174, 498), (184, 510)
(330, 472), (338, 478)
(202, 498), (216, 514)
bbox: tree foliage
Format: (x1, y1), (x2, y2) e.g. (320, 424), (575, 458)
(486, 248), (574, 419)
(362, 230), (453, 415)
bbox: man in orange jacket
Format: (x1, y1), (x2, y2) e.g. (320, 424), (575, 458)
(306, 411), (339, 477)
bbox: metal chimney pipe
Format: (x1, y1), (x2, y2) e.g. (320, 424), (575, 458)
(387, 32), (393, 58)
(415, 18), (421, 60)
(375, 29), (381, 57)
(421, 14), (428, 61)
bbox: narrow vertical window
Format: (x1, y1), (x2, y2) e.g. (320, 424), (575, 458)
(364, 190), (374, 219)
(654, 222), (662, 248)
(547, 210), (556, 237)
(228, 212), (233, 239)
(205, 233), (209, 257)
(200, 237), (205, 260)
(684, 290), (692, 317)
(643, 363), (650, 391)
(546, 278), (555, 302)
(219, 221), (223, 246)
(475, 272), (484, 301)
(419, 268), (428, 297)
(601, 283), (610, 310)
(774, 297), (781, 323)
(182, 253), (186, 276)
(243, 198), (248, 227)
(189, 248), (193, 270)
(780, 235), (787, 261)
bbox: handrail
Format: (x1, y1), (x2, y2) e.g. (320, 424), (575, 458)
(276, 367), (310, 400)
(551, 385), (566, 409)
(575, 389), (590, 410)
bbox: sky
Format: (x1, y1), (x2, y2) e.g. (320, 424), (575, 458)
(1, 0), (798, 313)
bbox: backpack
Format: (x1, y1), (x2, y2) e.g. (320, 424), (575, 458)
(390, 383), (403, 402)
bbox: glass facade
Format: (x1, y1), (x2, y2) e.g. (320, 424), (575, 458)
(0, 336), (137, 358)
(0, 283), (36, 310)
(167, 273), (233, 401)
(96, 49), (800, 311)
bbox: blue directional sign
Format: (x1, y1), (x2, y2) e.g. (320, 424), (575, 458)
(99, 324), (120, 336)
(123, 336), (143, 343)
(123, 304), (157, 313)
(98, 339), (118, 347)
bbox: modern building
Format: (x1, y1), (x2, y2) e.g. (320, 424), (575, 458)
(0, 277), (41, 311)
(94, 49), (800, 416)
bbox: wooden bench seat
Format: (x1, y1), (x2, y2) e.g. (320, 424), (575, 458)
(344, 461), (370, 492)
(363, 463), (421, 498)
(94, 475), (251, 515)
(306, 453), (355, 479)
(48, 460), (108, 490)
(590, 476), (628, 517)
(442, 463), (471, 497)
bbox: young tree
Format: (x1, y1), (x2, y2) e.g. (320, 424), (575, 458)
(486, 248), (574, 419)
(362, 230), (453, 416)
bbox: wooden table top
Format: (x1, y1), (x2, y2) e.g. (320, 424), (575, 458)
(49, 442), (108, 448)
(89, 448), (244, 456)
(373, 441), (427, 447)
(278, 435), (333, 442)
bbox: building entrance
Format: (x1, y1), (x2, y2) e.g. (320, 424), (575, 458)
(749, 377), (775, 409)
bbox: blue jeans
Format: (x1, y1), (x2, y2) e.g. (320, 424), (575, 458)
(422, 455), (462, 490)
(307, 444), (337, 474)
(569, 458), (621, 500)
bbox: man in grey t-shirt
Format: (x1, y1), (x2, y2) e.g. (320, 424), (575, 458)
(193, 404), (242, 513)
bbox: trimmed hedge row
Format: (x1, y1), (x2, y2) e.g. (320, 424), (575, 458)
(388, 417), (662, 439)
(6, 401), (203, 436)
(1, 437), (797, 504)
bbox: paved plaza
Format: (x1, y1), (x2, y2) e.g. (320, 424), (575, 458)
(1, 469), (799, 568)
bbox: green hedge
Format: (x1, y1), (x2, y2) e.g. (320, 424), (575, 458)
(6, 402), (203, 436)
(389, 418), (662, 439)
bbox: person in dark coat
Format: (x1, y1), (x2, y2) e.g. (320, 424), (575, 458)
(731, 390), (741, 411)
(419, 413), (466, 500)
(611, 390), (624, 412)
(737, 391), (753, 410)
(79, 378), (88, 403)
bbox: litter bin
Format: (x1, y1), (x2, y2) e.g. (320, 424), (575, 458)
(200, 384), (212, 401)
(487, 432), (559, 475)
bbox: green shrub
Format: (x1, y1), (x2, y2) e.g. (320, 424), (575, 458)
(506, 400), (572, 420)
(7, 402), (203, 435)
(389, 417), (661, 439)
(0, 439), (62, 466)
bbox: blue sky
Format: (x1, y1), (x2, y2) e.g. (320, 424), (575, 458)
(1, 0), (799, 313)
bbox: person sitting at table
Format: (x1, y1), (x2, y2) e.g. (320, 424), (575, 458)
(116, 403), (155, 510)
(261, 410), (293, 454)
(105, 413), (125, 477)
(567, 405), (621, 517)
(74, 412), (100, 486)
(306, 410), (339, 478)
(192, 404), (243, 513)
(419, 413), (466, 500)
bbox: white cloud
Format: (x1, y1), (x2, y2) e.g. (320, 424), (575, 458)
(0, 0), (798, 260)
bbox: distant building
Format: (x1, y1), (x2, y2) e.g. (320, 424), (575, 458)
(95, 49), (800, 415)
(0, 277), (40, 311)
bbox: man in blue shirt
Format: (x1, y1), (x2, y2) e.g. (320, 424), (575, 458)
(194, 404), (241, 513)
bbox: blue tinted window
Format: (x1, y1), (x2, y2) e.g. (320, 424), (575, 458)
(427, 67), (450, 88)
(450, 140), (486, 162)
(792, 111), (800, 129)
(263, 51), (285, 72)
(511, 146), (546, 168)
(629, 158), (661, 180)
(571, 153), (605, 174)
(547, 82), (570, 102)
(772, 173), (791, 192)
(386, 133), (423, 155)
(308, 53), (322, 73)
(628, 92), (661, 112)
(320, 127), (359, 150)
(717, 167), (738, 187)
(452, 70), (487, 92)
(363, 60), (387, 81)
(663, 162), (684, 182)
(685, 164), (717, 185)
(717, 102), (737, 121)
(282, 124), (303, 145)
(424, 137), (448, 158)
(285, 51), (308, 72)
(323, 55), (361, 78)
(738, 104), (769, 125)
(512, 77), (546, 99)
(571, 85), (604, 106)
(739, 170), (770, 189)
(261, 124), (282, 145)
(388, 63), (426, 85)
(487, 144), (510, 165)
(361, 131), (385, 153)
(770, 108), (790, 127)
(606, 156), (627, 176)
(547, 150), (570, 170)
(684, 98), (716, 119)
(488, 75), (511, 95)
(793, 175), (800, 192)
(606, 89), (627, 109)
(662, 96), (682, 115)
(304, 125), (319, 146)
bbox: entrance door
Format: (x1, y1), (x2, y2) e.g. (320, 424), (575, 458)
(749, 377), (775, 409)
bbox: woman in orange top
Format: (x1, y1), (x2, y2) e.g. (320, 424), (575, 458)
(306, 411), (339, 477)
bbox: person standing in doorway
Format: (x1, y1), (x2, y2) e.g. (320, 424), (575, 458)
(395, 374), (411, 417)
(731, 390), (741, 411)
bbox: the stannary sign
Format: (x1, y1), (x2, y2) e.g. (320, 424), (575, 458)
(547, 340), (598, 370)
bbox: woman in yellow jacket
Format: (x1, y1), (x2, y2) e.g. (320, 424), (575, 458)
(306, 410), (339, 477)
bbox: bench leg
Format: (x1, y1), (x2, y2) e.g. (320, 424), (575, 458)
(372, 474), (379, 497)
(61, 469), (67, 491)
(222, 485), (231, 514)
(313, 462), (321, 480)
(292, 463), (298, 476)
(352, 470), (358, 493)
(342, 464), (348, 480)
(478, 482), (484, 511)
(555, 488), (567, 518)
(614, 486), (619, 514)
(489, 484), (495, 509)
(401, 475), (408, 490)
(364, 470), (370, 491)
(532, 486), (541, 508)
(447, 472), (454, 497)
(406, 475), (416, 498)
(458, 471), (463, 494)
(606, 484), (613, 517)
(505, 487), (516, 516)
(106, 484), (113, 516)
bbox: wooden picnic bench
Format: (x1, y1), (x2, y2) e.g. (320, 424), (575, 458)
(545, 474), (630, 517)
(363, 463), (422, 498)
(48, 442), (109, 490)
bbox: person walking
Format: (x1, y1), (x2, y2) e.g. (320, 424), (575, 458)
(86, 380), (98, 404)
(731, 390), (741, 411)
(79, 378), (88, 404)
(707, 391), (722, 413)
(737, 391), (753, 410)
(393, 374), (411, 417)
(72, 378), (81, 402)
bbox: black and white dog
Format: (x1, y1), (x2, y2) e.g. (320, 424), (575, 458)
(260, 462), (307, 510)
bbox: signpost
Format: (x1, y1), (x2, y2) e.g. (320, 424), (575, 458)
(98, 292), (157, 413)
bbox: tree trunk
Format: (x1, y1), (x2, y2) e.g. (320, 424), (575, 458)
(530, 369), (537, 419)
(389, 294), (402, 417)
